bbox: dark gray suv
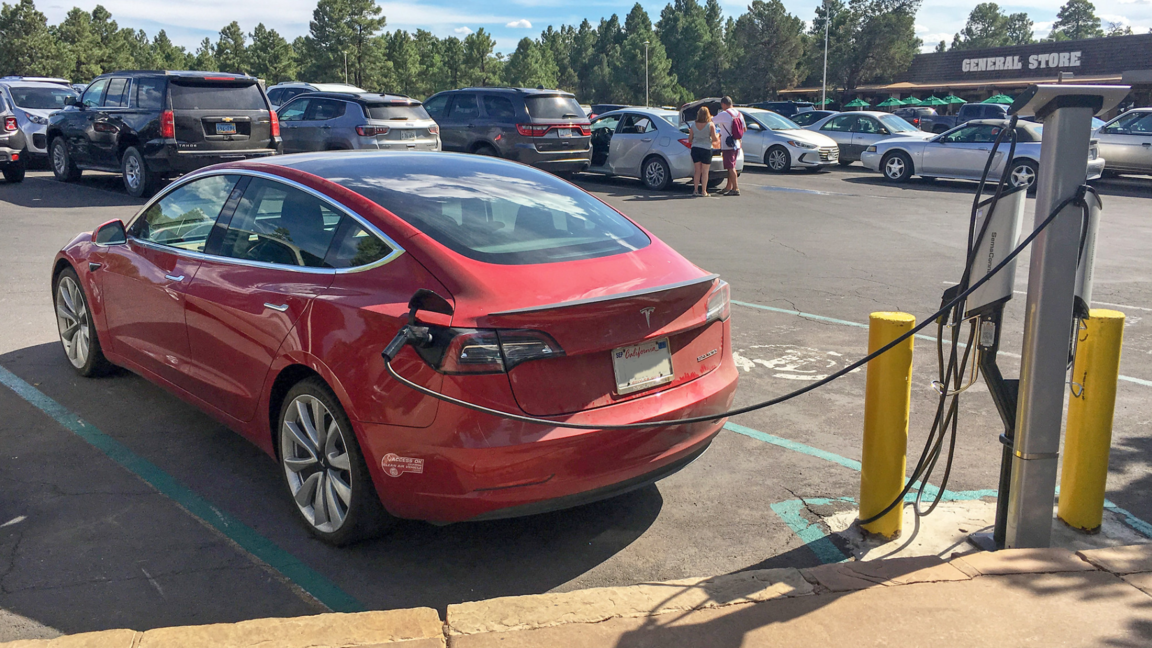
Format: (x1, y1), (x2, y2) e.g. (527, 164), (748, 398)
(422, 88), (591, 174)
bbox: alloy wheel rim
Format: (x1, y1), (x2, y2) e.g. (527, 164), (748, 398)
(124, 155), (141, 189)
(885, 157), (905, 179)
(768, 150), (787, 170)
(281, 395), (353, 533)
(56, 276), (90, 369)
(645, 161), (664, 187)
(52, 144), (66, 174)
(1011, 164), (1035, 189)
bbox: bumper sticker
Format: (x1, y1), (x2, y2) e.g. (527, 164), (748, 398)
(382, 453), (424, 477)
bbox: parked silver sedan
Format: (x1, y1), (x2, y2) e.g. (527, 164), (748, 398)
(738, 108), (839, 172)
(804, 111), (931, 165)
(585, 108), (742, 190)
(860, 119), (1104, 190)
(1094, 108), (1152, 177)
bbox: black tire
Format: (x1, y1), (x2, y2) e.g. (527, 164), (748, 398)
(764, 145), (791, 173)
(642, 156), (672, 191)
(2, 161), (25, 183)
(53, 267), (111, 377)
(50, 137), (81, 182)
(473, 144), (499, 157)
(706, 177), (724, 189)
(837, 159), (853, 167)
(881, 151), (914, 182)
(278, 377), (392, 546)
(1101, 169), (1121, 179)
(1008, 159), (1039, 192)
(121, 147), (157, 198)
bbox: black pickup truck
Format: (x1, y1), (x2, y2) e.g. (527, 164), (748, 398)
(919, 103), (1009, 134)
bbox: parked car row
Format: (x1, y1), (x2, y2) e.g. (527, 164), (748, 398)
(0, 75), (81, 182)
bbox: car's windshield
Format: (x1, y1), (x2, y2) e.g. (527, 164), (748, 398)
(524, 96), (585, 120)
(9, 86), (76, 109)
(366, 104), (430, 120)
(878, 115), (918, 132)
(326, 156), (650, 265)
(748, 111), (801, 130)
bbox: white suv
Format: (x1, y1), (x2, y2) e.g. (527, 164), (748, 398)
(0, 77), (78, 159)
(266, 82), (366, 109)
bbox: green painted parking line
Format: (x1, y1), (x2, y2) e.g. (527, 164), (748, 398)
(0, 364), (364, 613)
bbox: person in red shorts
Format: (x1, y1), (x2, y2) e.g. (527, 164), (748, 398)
(713, 96), (744, 196)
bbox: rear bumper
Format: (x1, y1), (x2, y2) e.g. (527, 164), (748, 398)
(0, 144), (22, 167)
(356, 343), (738, 523)
(511, 143), (592, 172)
(145, 141), (281, 174)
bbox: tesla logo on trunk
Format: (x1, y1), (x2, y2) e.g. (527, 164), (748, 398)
(640, 307), (655, 328)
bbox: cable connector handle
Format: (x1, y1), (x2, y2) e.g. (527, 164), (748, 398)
(381, 325), (433, 362)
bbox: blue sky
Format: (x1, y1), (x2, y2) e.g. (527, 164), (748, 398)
(37, 0), (1152, 55)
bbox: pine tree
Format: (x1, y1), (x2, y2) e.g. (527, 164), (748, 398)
(0, 0), (63, 77)
(727, 0), (805, 101)
(1049, 0), (1103, 40)
(191, 37), (217, 71)
(386, 29), (421, 95)
(441, 36), (464, 89)
(248, 24), (297, 83)
(463, 28), (497, 86)
(53, 8), (100, 82)
(412, 29), (443, 97)
(215, 21), (248, 74)
(617, 4), (683, 105)
(504, 37), (559, 89)
(301, 0), (387, 87)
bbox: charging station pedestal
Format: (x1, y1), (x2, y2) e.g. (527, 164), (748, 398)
(991, 84), (1128, 549)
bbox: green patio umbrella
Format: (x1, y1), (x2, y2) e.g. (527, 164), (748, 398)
(844, 98), (870, 109)
(876, 97), (904, 107)
(901, 97), (922, 105)
(812, 98), (834, 107)
(983, 94), (1014, 104)
(943, 95), (966, 104)
(920, 96), (948, 106)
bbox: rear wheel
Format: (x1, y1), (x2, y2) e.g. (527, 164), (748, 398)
(50, 137), (81, 182)
(641, 156), (671, 191)
(881, 151), (913, 182)
(1008, 159), (1038, 191)
(3, 160), (25, 183)
(121, 147), (157, 198)
(54, 267), (110, 377)
(765, 145), (791, 173)
(473, 144), (499, 157)
(279, 377), (391, 545)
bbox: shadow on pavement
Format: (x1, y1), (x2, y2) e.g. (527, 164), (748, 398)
(0, 342), (663, 632)
(1, 173), (146, 210)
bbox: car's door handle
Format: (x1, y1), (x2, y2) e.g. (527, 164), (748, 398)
(320, 125), (331, 129)
(164, 274), (184, 282)
(264, 303), (289, 312)
(641, 137), (653, 142)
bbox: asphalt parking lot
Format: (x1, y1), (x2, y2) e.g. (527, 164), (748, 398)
(1, 161), (1151, 639)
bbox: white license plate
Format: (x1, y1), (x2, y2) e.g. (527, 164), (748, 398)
(612, 338), (673, 395)
(557, 128), (572, 138)
(401, 130), (417, 140)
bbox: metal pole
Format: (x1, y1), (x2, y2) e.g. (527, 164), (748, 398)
(644, 40), (650, 107)
(822, 1), (829, 109)
(1005, 104), (1096, 548)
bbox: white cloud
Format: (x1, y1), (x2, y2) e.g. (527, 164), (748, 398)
(454, 26), (473, 35)
(1117, 0), (1150, 4)
(506, 19), (533, 28)
(1100, 13), (1131, 24)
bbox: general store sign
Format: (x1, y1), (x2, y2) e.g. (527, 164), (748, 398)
(962, 51), (1081, 73)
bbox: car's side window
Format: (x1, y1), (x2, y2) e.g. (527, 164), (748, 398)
(944, 126), (977, 143)
(134, 78), (165, 110)
(744, 116), (764, 131)
(823, 115), (855, 132)
(324, 218), (393, 269)
(482, 95), (516, 120)
(852, 117), (881, 134)
(218, 178), (341, 268)
(1107, 112), (1152, 135)
(618, 114), (652, 134)
(592, 115), (620, 134)
(82, 79), (107, 108)
(448, 94), (479, 120)
(423, 94), (449, 119)
(103, 78), (130, 108)
(306, 98), (346, 121)
(130, 175), (240, 252)
(279, 99), (310, 122)
(266, 88), (284, 105)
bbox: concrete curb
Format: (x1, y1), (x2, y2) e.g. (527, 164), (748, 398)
(6, 545), (1152, 646)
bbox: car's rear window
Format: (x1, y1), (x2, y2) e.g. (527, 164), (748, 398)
(328, 156), (650, 265)
(366, 104), (430, 120)
(9, 86), (76, 109)
(524, 96), (585, 120)
(170, 82), (266, 111)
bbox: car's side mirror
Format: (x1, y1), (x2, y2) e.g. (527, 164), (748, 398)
(879, 128), (890, 135)
(65, 96), (78, 107)
(93, 219), (127, 245)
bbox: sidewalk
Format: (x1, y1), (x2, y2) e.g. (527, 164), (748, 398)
(5, 545), (1152, 647)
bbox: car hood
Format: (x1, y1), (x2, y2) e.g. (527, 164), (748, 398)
(776, 129), (837, 147)
(17, 107), (57, 120)
(874, 136), (931, 150)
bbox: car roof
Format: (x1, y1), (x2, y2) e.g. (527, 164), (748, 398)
(286, 91), (418, 104)
(0, 75), (71, 85)
(602, 107), (677, 118)
(446, 87), (576, 97)
(90, 70), (256, 80)
(0, 80), (78, 89)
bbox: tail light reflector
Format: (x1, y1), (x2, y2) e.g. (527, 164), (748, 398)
(3, 116), (17, 132)
(160, 110), (175, 139)
(678, 138), (691, 148)
(269, 110), (280, 137)
(425, 329), (565, 374)
(356, 125), (390, 136)
(705, 280), (730, 324)
(428, 124), (439, 135)
(516, 124), (549, 137)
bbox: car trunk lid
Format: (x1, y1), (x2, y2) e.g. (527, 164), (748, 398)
(169, 76), (274, 151)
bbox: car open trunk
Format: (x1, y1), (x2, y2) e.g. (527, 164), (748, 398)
(169, 77), (274, 152)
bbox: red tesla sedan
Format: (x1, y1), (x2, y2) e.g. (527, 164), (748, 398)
(52, 152), (738, 544)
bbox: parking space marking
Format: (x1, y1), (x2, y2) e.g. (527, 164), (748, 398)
(731, 298), (1152, 388)
(0, 364), (364, 613)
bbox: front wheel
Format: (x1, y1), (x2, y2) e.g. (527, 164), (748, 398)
(54, 268), (110, 377)
(50, 137), (81, 182)
(837, 159), (853, 167)
(765, 146), (791, 173)
(882, 151), (914, 182)
(642, 156), (672, 191)
(121, 147), (157, 198)
(1009, 159), (1038, 191)
(279, 378), (392, 545)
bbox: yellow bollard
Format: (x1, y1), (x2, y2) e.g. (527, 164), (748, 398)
(859, 312), (916, 538)
(1059, 309), (1125, 532)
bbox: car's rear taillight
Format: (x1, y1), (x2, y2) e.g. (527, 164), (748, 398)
(269, 110), (280, 137)
(705, 280), (730, 324)
(357, 125), (389, 136)
(3, 116), (17, 132)
(425, 328), (564, 374)
(576, 124), (591, 136)
(516, 123), (549, 137)
(428, 124), (439, 135)
(911, 117), (920, 126)
(678, 138), (691, 148)
(160, 110), (174, 139)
